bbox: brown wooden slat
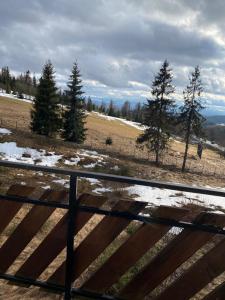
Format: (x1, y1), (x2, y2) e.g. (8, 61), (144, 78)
(119, 212), (225, 300)
(16, 194), (107, 280)
(82, 206), (189, 293)
(0, 185), (35, 234)
(48, 200), (147, 285)
(155, 237), (225, 300)
(0, 190), (68, 273)
(203, 281), (225, 300)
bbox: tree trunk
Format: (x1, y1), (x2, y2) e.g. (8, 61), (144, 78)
(182, 128), (190, 172)
(155, 149), (159, 166)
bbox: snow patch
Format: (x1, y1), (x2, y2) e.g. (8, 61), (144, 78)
(83, 162), (98, 169)
(0, 90), (33, 103)
(64, 157), (81, 166)
(93, 112), (146, 131)
(0, 142), (62, 166)
(42, 185), (51, 190)
(0, 128), (11, 135)
(92, 187), (112, 194)
(126, 185), (225, 212)
(53, 179), (69, 188)
(85, 178), (100, 185)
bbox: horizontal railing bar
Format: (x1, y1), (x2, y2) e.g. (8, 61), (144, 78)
(78, 205), (225, 236)
(0, 272), (120, 300)
(71, 288), (121, 300)
(0, 194), (69, 209)
(0, 191), (224, 235)
(0, 272), (65, 293)
(1, 160), (225, 197)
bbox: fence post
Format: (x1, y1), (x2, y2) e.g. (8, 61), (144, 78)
(64, 175), (78, 300)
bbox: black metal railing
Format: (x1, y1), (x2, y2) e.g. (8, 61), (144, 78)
(0, 160), (225, 299)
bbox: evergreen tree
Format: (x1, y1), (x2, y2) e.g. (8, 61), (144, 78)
(180, 66), (205, 172)
(133, 102), (143, 123)
(137, 60), (175, 165)
(108, 100), (115, 116)
(121, 101), (131, 119)
(1, 67), (11, 93)
(86, 96), (93, 112)
(31, 61), (61, 136)
(99, 101), (106, 114)
(63, 62), (86, 143)
(0, 66), (37, 96)
(33, 74), (37, 87)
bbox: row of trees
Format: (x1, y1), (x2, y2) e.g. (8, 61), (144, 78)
(31, 61), (86, 143)
(0, 67), (37, 97)
(137, 60), (205, 171)
(30, 59), (204, 172)
(84, 98), (144, 123)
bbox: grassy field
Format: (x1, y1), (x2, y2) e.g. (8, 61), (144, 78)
(0, 95), (225, 187)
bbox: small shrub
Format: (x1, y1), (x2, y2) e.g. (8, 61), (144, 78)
(105, 137), (113, 146)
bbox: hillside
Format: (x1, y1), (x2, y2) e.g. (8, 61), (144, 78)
(205, 115), (225, 125)
(0, 94), (225, 189)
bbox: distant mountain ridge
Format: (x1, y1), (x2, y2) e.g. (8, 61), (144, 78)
(205, 115), (225, 126)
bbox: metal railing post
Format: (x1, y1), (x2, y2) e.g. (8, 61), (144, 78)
(65, 175), (78, 300)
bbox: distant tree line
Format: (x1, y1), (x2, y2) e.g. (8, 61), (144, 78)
(83, 97), (145, 123)
(0, 66), (37, 98)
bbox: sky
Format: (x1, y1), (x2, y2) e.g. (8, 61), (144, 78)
(1, 0), (225, 115)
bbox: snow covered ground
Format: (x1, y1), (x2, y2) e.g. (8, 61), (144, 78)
(63, 149), (108, 168)
(0, 90), (33, 103)
(92, 111), (146, 131)
(0, 128), (11, 135)
(126, 185), (225, 212)
(0, 139), (109, 169)
(205, 140), (225, 152)
(50, 175), (225, 212)
(0, 141), (62, 167)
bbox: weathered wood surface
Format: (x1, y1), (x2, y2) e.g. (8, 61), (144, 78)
(16, 194), (106, 280)
(1, 184), (225, 300)
(82, 206), (188, 293)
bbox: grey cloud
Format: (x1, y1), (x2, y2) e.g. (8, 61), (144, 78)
(1, 0), (225, 113)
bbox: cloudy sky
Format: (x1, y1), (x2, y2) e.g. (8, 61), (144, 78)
(1, 0), (225, 115)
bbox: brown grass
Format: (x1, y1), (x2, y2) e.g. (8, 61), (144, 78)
(1, 95), (225, 190)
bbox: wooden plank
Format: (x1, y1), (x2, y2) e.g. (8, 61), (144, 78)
(155, 237), (225, 300)
(203, 281), (225, 300)
(0, 190), (68, 273)
(82, 206), (189, 293)
(48, 200), (147, 285)
(0, 185), (35, 234)
(119, 212), (225, 300)
(16, 194), (107, 280)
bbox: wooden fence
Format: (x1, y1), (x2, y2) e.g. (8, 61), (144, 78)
(0, 161), (225, 299)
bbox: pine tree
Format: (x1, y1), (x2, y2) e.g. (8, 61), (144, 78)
(32, 74), (37, 87)
(108, 100), (115, 116)
(180, 66), (205, 172)
(137, 60), (175, 165)
(30, 61), (61, 136)
(121, 101), (131, 119)
(86, 97), (93, 112)
(133, 102), (143, 123)
(99, 101), (106, 114)
(63, 62), (86, 143)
